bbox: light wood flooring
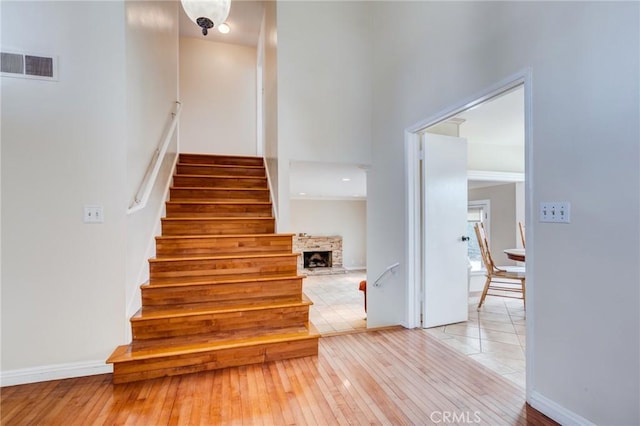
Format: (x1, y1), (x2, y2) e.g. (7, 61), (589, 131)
(1, 328), (556, 425)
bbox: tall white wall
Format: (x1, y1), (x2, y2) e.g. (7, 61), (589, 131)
(0, 0), (180, 384)
(179, 38), (256, 155)
(125, 1), (179, 321)
(261, 1), (280, 225)
(290, 200), (366, 269)
(1, 1), (127, 377)
(275, 1), (372, 231)
(277, 1), (372, 165)
(367, 2), (639, 424)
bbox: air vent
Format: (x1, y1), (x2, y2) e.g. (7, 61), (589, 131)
(1, 50), (57, 80)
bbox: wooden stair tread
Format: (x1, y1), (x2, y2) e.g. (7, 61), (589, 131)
(166, 201), (272, 205)
(161, 217), (274, 221)
(107, 325), (319, 363)
(170, 186), (269, 191)
(147, 272), (298, 286)
(141, 275), (305, 289)
(174, 174), (267, 180)
(156, 233), (293, 240)
(133, 297), (313, 320)
(149, 252), (298, 263)
(177, 162), (265, 169)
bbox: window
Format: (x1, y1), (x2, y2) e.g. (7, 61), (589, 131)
(467, 200), (489, 271)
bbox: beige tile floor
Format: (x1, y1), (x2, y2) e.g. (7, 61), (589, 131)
(424, 294), (526, 388)
(303, 270), (367, 335)
(304, 272), (526, 388)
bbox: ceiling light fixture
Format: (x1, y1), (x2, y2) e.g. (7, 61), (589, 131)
(218, 22), (230, 34)
(181, 0), (231, 36)
(341, 178), (352, 182)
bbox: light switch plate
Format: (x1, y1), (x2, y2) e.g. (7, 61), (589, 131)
(539, 201), (570, 223)
(84, 205), (104, 223)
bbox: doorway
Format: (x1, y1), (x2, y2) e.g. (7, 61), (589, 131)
(288, 161), (369, 335)
(405, 72), (531, 387)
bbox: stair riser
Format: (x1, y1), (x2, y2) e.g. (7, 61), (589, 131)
(165, 203), (272, 218)
(132, 306), (310, 340)
(180, 154), (263, 167)
(141, 279), (303, 307)
(111, 338), (319, 384)
(155, 235), (292, 257)
(149, 256), (298, 284)
(170, 188), (270, 202)
(161, 219), (275, 236)
(173, 176), (268, 189)
(177, 164), (265, 177)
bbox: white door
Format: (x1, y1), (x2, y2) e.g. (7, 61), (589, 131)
(421, 133), (469, 328)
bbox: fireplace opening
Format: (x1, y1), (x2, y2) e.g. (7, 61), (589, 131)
(303, 251), (332, 268)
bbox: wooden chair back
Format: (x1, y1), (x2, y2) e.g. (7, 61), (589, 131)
(518, 222), (526, 248)
(474, 222), (497, 272)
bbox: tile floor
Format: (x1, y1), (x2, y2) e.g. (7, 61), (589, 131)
(303, 270), (367, 335)
(304, 272), (526, 388)
(424, 294), (526, 387)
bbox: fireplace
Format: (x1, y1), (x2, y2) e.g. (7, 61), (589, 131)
(303, 251), (332, 268)
(293, 235), (343, 274)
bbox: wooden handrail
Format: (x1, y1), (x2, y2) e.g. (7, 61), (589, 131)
(128, 101), (182, 215)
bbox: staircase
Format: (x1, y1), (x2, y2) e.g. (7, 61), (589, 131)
(107, 153), (319, 384)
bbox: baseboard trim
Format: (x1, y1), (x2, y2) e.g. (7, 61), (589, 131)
(344, 266), (366, 271)
(528, 390), (594, 425)
(1, 360), (113, 387)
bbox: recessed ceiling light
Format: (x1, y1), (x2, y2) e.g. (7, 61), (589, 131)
(341, 177), (351, 182)
(218, 23), (230, 34)
(298, 192), (306, 196)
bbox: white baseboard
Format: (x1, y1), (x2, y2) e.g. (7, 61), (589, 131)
(344, 266), (366, 271)
(1, 360), (113, 387)
(528, 390), (595, 425)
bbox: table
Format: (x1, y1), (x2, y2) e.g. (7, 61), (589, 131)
(504, 248), (525, 262)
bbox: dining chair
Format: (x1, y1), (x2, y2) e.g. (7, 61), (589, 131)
(518, 221), (526, 248)
(474, 223), (526, 310)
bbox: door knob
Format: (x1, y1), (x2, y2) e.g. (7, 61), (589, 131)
(461, 236), (470, 241)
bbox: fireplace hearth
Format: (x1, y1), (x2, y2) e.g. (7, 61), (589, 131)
(303, 251), (332, 268)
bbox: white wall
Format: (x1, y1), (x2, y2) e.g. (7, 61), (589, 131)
(275, 1), (372, 232)
(1, 1), (127, 376)
(468, 184), (516, 266)
(125, 1), (179, 321)
(467, 144), (524, 173)
(290, 200), (366, 269)
(0, 0), (180, 384)
(179, 38), (257, 156)
(277, 2), (372, 165)
(261, 2), (280, 226)
(367, 2), (639, 424)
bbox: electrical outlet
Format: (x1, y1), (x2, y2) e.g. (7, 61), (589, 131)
(539, 201), (570, 223)
(84, 205), (104, 223)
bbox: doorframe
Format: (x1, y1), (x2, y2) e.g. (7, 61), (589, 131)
(404, 68), (534, 394)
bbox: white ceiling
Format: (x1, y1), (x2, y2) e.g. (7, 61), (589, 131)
(178, 0), (264, 47)
(458, 87), (524, 148)
(290, 162), (368, 201)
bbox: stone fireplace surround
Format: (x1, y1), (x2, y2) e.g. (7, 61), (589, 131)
(293, 235), (343, 274)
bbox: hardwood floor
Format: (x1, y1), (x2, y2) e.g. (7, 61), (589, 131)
(1, 328), (556, 425)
